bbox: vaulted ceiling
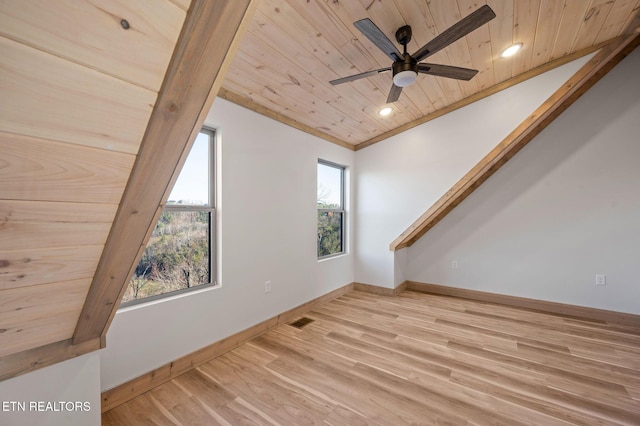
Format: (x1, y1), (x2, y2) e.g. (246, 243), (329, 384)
(1, 0), (639, 383)
(222, 0), (640, 148)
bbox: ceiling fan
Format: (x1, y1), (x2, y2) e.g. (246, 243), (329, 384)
(329, 5), (496, 103)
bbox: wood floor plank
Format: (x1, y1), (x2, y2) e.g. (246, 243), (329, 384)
(103, 290), (640, 424)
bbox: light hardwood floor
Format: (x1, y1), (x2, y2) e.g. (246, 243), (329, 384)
(102, 290), (640, 425)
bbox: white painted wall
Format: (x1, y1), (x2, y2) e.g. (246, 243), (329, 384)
(99, 48), (638, 393)
(100, 98), (355, 390)
(0, 352), (100, 426)
(354, 55), (592, 288)
(406, 49), (640, 314)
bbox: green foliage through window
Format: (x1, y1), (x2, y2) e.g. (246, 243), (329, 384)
(317, 160), (345, 258)
(123, 211), (210, 303)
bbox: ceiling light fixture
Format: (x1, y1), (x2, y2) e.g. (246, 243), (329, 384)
(501, 43), (522, 58)
(379, 106), (392, 116)
(392, 70), (418, 87)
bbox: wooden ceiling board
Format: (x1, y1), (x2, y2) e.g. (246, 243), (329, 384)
(0, 200), (117, 224)
(549, 1), (591, 61)
(231, 1), (387, 109)
(1, 221), (111, 253)
(228, 49), (374, 141)
(575, 0), (618, 52)
(0, 245), (104, 291)
(0, 132), (134, 204)
(0, 37), (156, 154)
(596, 0), (640, 42)
(169, 0), (192, 12)
(429, 1), (476, 98)
(457, 0), (495, 91)
(221, 0), (639, 147)
(487, 0), (516, 82)
(0, 280), (90, 329)
(0, 0), (185, 91)
(511, 0), (540, 75)
(0, 279), (90, 357)
(249, 7), (406, 127)
(531, 0), (573, 69)
(253, 0), (413, 126)
(233, 34), (378, 139)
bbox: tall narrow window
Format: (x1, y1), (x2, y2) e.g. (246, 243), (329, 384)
(317, 160), (345, 258)
(121, 128), (216, 306)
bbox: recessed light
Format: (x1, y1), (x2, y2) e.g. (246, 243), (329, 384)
(379, 107), (392, 116)
(501, 43), (522, 58)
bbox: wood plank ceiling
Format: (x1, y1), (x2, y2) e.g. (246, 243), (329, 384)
(221, 0), (640, 148)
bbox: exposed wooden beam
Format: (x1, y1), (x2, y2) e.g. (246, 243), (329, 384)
(72, 0), (257, 345)
(390, 33), (640, 251)
(0, 338), (100, 381)
(218, 88), (355, 151)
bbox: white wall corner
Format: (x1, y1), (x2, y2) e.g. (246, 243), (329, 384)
(394, 248), (408, 287)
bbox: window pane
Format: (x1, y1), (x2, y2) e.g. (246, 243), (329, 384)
(123, 211), (210, 304)
(317, 211), (343, 257)
(168, 132), (210, 206)
(317, 162), (342, 209)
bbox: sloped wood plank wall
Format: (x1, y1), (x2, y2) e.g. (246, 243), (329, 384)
(0, 0), (187, 360)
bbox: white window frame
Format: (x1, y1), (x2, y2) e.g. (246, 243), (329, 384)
(317, 159), (346, 259)
(120, 127), (216, 307)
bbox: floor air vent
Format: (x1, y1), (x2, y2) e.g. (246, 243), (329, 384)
(289, 317), (315, 329)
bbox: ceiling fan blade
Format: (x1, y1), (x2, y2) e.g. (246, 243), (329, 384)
(387, 83), (403, 103)
(412, 5), (496, 62)
(329, 67), (391, 85)
(418, 63), (478, 80)
(354, 18), (403, 62)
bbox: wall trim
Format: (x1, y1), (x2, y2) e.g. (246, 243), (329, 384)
(353, 281), (407, 296)
(406, 281), (640, 327)
(101, 282), (354, 412)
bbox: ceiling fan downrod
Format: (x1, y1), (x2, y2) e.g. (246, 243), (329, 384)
(393, 25), (418, 88)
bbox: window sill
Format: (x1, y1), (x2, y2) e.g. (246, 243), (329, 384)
(117, 282), (221, 313)
(317, 252), (348, 262)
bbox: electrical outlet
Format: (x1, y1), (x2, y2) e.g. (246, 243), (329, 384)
(595, 274), (606, 286)
(265, 280), (272, 293)
(451, 260), (458, 269)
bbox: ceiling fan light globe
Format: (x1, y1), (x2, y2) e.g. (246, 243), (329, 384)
(393, 70), (418, 87)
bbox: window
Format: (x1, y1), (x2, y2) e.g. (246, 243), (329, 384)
(121, 128), (216, 306)
(317, 160), (345, 258)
